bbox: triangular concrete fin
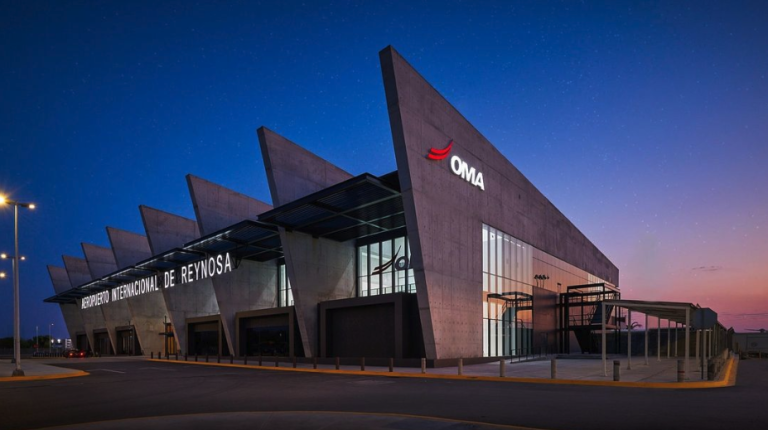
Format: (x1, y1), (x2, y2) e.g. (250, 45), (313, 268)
(106, 227), (152, 269)
(138, 205), (200, 255)
(187, 174), (272, 235)
(257, 127), (353, 206)
(47, 265), (72, 295)
(81, 243), (118, 279)
(380, 46), (618, 359)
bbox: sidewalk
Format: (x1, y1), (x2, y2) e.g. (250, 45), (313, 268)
(148, 354), (737, 389)
(0, 359), (87, 382)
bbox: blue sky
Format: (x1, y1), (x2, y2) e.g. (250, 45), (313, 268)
(1, 1), (767, 337)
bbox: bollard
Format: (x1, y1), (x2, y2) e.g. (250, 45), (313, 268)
(195, 354), (198, 362)
(293, 356), (297, 368)
(361, 357), (365, 371)
(389, 358), (394, 373)
(166, 353), (170, 361)
(335, 357), (340, 370)
(677, 359), (685, 382)
(613, 360), (621, 381)
(421, 358), (426, 374)
(551, 358), (557, 379)
(458, 358), (463, 376)
(176, 353), (178, 361)
(230, 355), (233, 364)
(313, 357), (317, 369)
(275, 359), (279, 368)
(500, 359), (506, 378)
(244, 355), (248, 365)
(206, 354), (209, 363)
(151, 351), (154, 359)
(184, 354), (187, 362)
(217, 355), (221, 364)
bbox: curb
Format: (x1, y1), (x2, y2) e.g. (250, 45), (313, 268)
(147, 356), (738, 389)
(0, 370), (89, 382)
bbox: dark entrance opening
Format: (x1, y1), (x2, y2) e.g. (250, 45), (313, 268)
(76, 333), (89, 352)
(93, 330), (113, 356)
(241, 314), (289, 356)
(188, 319), (229, 356)
(116, 327), (140, 355)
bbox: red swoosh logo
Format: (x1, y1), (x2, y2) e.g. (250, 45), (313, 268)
(427, 140), (454, 160)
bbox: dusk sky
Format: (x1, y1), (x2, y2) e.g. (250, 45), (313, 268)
(1, 1), (766, 339)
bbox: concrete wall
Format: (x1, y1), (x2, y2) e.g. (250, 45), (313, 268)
(380, 46), (619, 359)
(139, 205), (218, 355)
(258, 127), (356, 357)
(63, 255), (105, 352)
(187, 174), (277, 356)
(107, 227), (167, 355)
(82, 242), (131, 355)
(47, 265), (85, 343)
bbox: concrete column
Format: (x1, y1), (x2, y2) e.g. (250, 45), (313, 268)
(258, 127), (354, 357)
(140, 205), (217, 356)
(82, 243), (126, 355)
(627, 309), (632, 370)
(602, 301), (607, 376)
(685, 307), (690, 380)
(657, 317), (661, 362)
(674, 321), (679, 357)
(47, 266), (85, 345)
(63, 255), (105, 354)
(187, 174), (275, 356)
(667, 320), (671, 358)
(644, 313), (649, 365)
(107, 227), (165, 355)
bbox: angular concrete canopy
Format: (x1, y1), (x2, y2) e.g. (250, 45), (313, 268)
(187, 174), (276, 356)
(106, 227), (165, 355)
(62, 255), (105, 352)
(82, 242), (129, 354)
(47, 265), (85, 343)
(258, 127), (355, 357)
(140, 205), (218, 355)
(380, 46), (618, 359)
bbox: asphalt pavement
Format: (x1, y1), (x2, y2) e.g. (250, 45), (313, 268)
(0, 358), (766, 430)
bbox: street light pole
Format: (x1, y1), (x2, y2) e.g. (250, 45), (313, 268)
(49, 323), (53, 354)
(1, 195), (35, 377)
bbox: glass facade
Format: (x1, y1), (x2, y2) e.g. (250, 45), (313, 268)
(357, 235), (415, 297)
(278, 263), (294, 307)
(482, 223), (614, 357)
(482, 224), (534, 357)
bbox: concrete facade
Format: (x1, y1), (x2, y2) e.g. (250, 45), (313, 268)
(47, 265), (85, 347)
(139, 205), (217, 355)
(106, 227), (166, 355)
(62, 255), (105, 353)
(187, 174), (276, 356)
(380, 46), (617, 359)
(259, 127), (357, 357)
(81, 243), (129, 354)
(47, 47), (619, 362)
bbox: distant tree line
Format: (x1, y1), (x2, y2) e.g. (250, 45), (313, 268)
(0, 335), (57, 349)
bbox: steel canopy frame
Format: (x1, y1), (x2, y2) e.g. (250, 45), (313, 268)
(601, 299), (697, 380)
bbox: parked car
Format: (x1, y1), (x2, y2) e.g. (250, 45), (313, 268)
(64, 349), (88, 358)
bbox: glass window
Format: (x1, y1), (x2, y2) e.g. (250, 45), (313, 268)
(355, 234), (416, 297)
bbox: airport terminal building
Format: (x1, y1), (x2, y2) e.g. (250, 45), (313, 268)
(45, 47), (619, 363)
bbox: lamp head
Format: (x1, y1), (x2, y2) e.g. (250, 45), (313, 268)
(0, 272), (5, 279)
(0, 195), (5, 205)
(0, 253), (6, 259)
